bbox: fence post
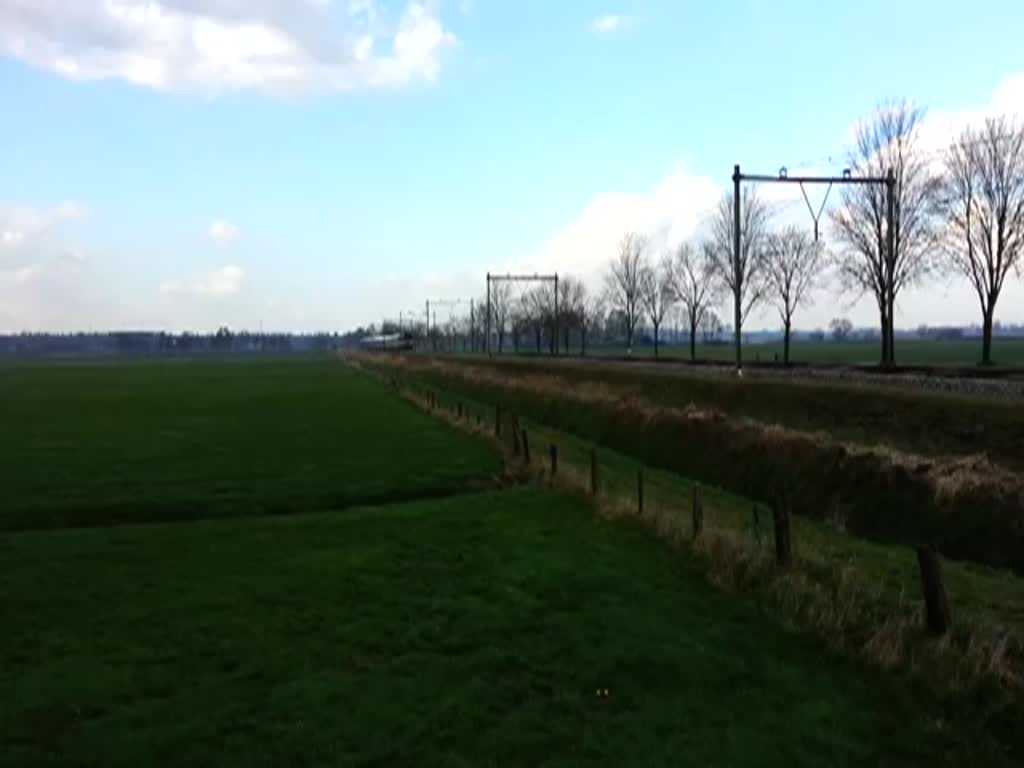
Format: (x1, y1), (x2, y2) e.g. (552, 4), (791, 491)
(772, 496), (792, 568)
(589, 449), (598, 496)
(512, 421), (521, 456)
(692, 483), (703, 539)
(550, 444), (558, 476)
(916, 544), (951, 636)
(637, 469), (644, 516)
(457, 402), (463, 420)
(521, 429), (531, 464)
(495, 404), (502, 437)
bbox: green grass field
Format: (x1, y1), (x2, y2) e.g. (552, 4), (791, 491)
(2, 358), (1016, 765)
(0, 360), (500, 530)
(2, 488), (986, 767)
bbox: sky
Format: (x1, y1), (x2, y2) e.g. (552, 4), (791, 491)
(1, 0), (1023, 334)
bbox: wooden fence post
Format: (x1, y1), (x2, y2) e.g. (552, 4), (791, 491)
(495, 404), (502, 437)
(637, 469), (644, 516)
(521, 429), (531, 464)
(772, 497), (792, 568)
(550, 444), (558, 476)
(589, 449), (598, 496)
(916, 544), (951, 636)
(457, 402), (463, 420)
(692, 483), (703, 539)
(512, 421), (521, 456)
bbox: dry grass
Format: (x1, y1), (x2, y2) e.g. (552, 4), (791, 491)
(362, 353), (1024, 574)
(368, 353), (1023, 495)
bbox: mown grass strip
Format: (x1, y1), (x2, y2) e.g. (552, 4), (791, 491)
(0, 360), (502, 530)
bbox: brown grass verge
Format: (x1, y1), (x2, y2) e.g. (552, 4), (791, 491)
(361, 353), (1024, 573)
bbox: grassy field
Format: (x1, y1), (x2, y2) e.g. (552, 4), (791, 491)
(3, 357), (1018, 765)
(0, 359), (500, 530)
(2, 488), (990, 767)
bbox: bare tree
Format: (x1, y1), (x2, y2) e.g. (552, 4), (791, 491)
(521, 285), (550, 354)
(706, 189), (771, 365)
(764, 227), (824, 365)
(604, 232), (647, 351)
(829, 100), (939, 365)
(639, 253), (675, 358)
(939, 117), (1024, 365)
(830, 317), (853, 343)
(668, 242), (719, 362)
(581, 291), (605, 357)
(557, 277), (586, 353)
(701, 309), (723, 343)
(489, 280), (513, 354)
(473, 296), (490, 353)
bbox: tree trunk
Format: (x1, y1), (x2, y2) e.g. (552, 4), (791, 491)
(982, 307), (994, 365)
(582, 326), (587, 357)
(879, 306), (889, 366)
(653, 324), (659, 358)
(535, 328), (541, 354)
(887, 291), (896, 366)
(689, 324), (697, 362)
(783, 319), (791, 366)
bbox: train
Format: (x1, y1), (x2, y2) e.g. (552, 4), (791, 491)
(359, 332), (415, 352)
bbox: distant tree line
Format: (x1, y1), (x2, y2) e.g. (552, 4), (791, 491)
(0, 330), (349, 359)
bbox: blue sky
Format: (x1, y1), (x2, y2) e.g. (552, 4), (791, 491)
(1, 0), (1023, 332)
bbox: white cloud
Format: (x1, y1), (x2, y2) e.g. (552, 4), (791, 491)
(197, 264), (246, 296)
(0, 1), (456, 94)
(0, 201), (84, 251)
(1, 230), (24, 247)
(591, 14), (622, 34)
(0, 203), (93, 331)
(161, 264), (246, 297)
(516, 166), (719, 285)
(208, 219), (240, 245)
(917, 72), (1024, 154)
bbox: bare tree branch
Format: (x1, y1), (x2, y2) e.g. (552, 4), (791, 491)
(939, 116), (1024, 363)
(488, 280), (513, 353)
(557, 276), (586, 353)
(827, 100), (939, 364)
(667, 242), (720, 361)
(604, 232), (647, 350)
(764, 227), (824, 364)
(706, 189), (771, 328)
(639, 252), (675, 357)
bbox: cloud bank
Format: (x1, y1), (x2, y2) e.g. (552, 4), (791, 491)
(0, 0), (456, 94)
